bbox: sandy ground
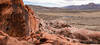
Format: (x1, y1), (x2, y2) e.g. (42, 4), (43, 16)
(36, 11), (100, 31)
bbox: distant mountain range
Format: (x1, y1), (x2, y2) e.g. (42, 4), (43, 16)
(63, 3), (100, 10)
(28, 5), (67, 13)
(28, 3), (100, 12)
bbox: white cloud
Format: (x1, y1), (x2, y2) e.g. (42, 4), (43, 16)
(23, 0), (100, 7)
(24, 0), (69, 7)
(71, 0), (100, 5)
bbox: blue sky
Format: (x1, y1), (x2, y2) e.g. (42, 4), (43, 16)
(23, 0), (100, 7)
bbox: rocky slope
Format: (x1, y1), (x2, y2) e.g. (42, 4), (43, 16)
(0, 0), (100, 45)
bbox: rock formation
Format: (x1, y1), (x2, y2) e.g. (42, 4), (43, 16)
(0, 0), (39, 37)
(0, 0), (100, 45)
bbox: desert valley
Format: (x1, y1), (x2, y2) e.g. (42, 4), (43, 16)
(0, 0), (100, 45)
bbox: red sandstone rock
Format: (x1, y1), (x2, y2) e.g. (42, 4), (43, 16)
(0, 0), (38, 37)
(0, 30), (33, 45)
(67, 27), (100, 44)
(37, 32), (87, 45)
(39, 20), (100, 44)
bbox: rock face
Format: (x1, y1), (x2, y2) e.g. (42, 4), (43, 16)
(0, 0), (38, 37)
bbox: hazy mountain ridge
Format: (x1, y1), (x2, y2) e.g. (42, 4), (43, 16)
(64, 3), (100, 10)
(28, 5), (67, 13)
(28, 3), (100, 12)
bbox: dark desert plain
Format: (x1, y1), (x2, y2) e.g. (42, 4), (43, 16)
(29, 4), (100, 31)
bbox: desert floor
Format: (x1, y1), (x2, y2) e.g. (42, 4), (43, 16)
(36, 11), (100, 31)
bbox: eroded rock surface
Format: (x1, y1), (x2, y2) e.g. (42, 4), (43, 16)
(0, 0), (38, 37)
